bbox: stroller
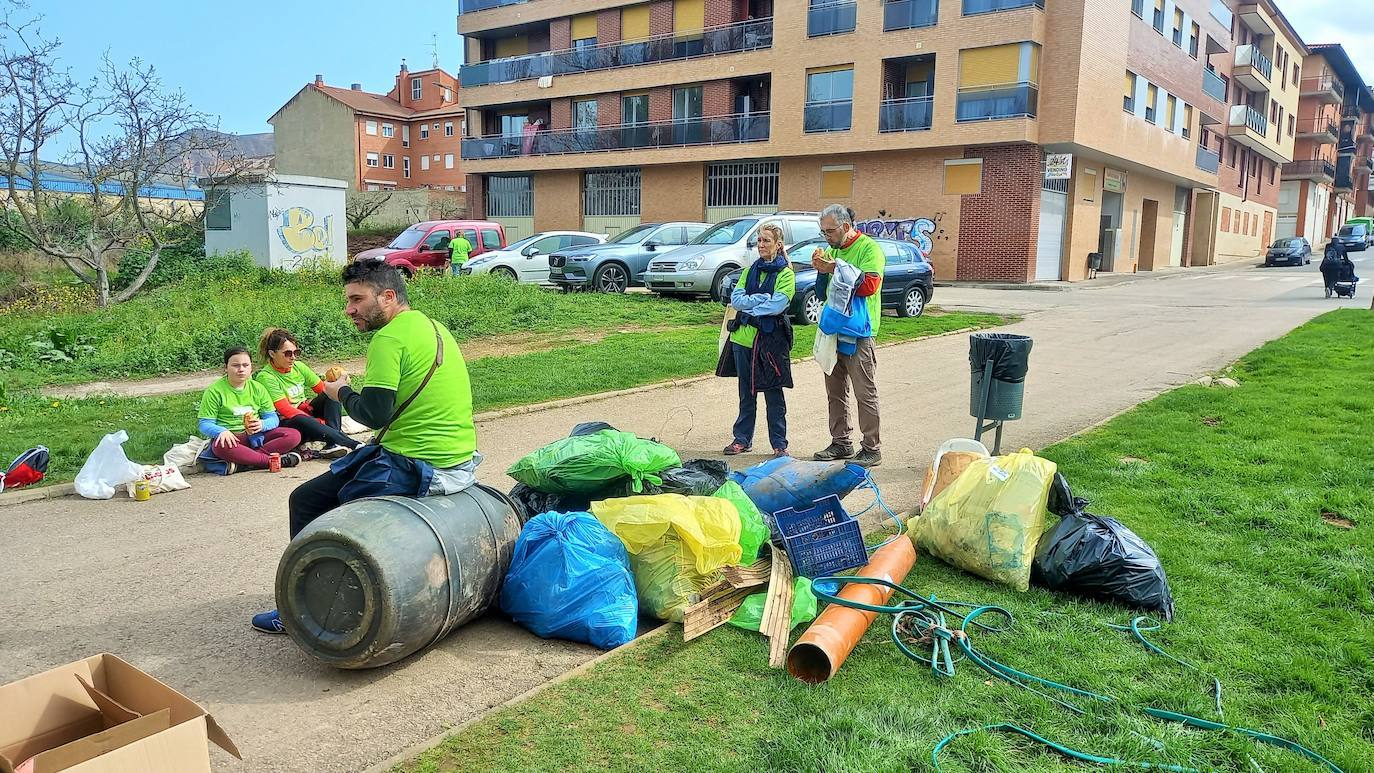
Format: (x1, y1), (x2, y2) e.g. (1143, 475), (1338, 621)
(1329, 257), (1359, 299)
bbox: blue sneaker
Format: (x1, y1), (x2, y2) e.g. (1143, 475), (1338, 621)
(251, 609), (286, 634)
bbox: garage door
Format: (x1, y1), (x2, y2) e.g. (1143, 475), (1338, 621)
(1035, 188), (1067, 281)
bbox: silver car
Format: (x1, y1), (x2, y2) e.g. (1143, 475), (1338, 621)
(640, 213), (822, 301)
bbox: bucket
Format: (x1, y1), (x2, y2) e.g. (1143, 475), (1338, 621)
(276, 483), (521, 669)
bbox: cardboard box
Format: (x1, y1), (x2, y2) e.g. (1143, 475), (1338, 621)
(0, 654), (239, 773)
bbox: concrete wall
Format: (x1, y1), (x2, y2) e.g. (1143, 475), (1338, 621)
(271, 88), (358, 185)
(1215, 190), (1271, 262)
(533, 170), (582, 231)
(207, 178), (348, 270)
(346, 189), (470, 230)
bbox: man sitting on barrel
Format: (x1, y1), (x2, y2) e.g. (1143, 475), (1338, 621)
(252, 261), (479, 634)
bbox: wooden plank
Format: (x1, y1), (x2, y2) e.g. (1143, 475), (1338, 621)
(682, 585), (757, 641)
(760, 549), (795, 668)
(722, 557), (772, 588)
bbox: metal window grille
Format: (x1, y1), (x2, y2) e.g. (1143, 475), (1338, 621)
(705, 160), (779, 208)
(1042, 177), (1069, 194)
(487, 175), (533, 217)
(583, 168), (641, 216)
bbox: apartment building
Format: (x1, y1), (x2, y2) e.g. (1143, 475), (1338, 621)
(457, 0), (1265, 281)
(270, 63), (469, 195)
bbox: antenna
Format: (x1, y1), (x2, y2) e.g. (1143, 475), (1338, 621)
(429, 34), (440, 69)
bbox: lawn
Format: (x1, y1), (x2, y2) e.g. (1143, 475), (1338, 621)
(0, 311), (1005, 486)
(397, 310), (1374, 773)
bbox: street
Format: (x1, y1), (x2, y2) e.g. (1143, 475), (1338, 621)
(0, 258), (1364, 773)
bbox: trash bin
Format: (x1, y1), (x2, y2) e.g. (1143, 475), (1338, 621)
(969, 333), (1033, 421)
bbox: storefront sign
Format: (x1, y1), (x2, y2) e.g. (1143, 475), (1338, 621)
(1104, 168), (1128, 194)
(1045, 154), (1073, 180)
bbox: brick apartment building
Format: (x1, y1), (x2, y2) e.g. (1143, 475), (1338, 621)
(455, 0), (1332, 281)
(270, 63), (471, 196)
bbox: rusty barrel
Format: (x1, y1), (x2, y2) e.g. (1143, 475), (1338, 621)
(276, 484), (521, 669)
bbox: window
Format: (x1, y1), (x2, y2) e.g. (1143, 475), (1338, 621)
(673, 0), (706, 55)
(1269, 162), (1276, 185)
(943, 158), (983, 195)
(574, 99), (599, 130)
(366, 152), (379, 167)
(805, 67), (854, 132)
(1124, 72), (1137, 112)
(1131, 0), (1143, 18)
(411, 77), (422, 101)
(957, 42), (1040, 121)
(433, 154), (441, 161)
(881, 242), (912, 266)
(420, 124), (429, 139)
(382, 123), (394, 138)
(1152, 0), (1164, 33)
(443, 88), (452, 102)
(1189, 22), (1200, 58)
(791, 219), (822, 243)
(622, 4), (651, 40)
(623, 94), (649, 125)
(1229, 145), (1237, 168)
(1288, 114), (1295, 137)
(482, 230), (503, 250)
(382, 154), (395, 169)
(571, 13), (597, 48)
(402, 125), (410, 147)
(445, 121), (454, 137)
(1292, 64), (1300, 85)
(1145, 83), (1158, 123)
(403, 156), (411, 178)
(672, 85), (704, 142)
(820, 165), (854, 198)
(205, 190), (231, 230)
(584, 168), (642, 217)
(653, 226), (689, 245)
(421, 155), (430, 171)
(705, 160), (779, 210)
(461, 119), (467, 136)
(444, 153), (455, 169)
(487, 175), (533, 217)
(1183, 104), (1193, 139)
(422, 229), (452, 251)
(1166, 94), (1177, 131)
(1171, 8), (1184, 46)
(365, 120), (378, 136)
(1220, 207), (1231, 232)
(366, 184), (380, 191)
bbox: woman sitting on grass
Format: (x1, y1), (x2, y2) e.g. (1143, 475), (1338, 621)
(255, 328), (359, 458)
(199, 346), (302, 472)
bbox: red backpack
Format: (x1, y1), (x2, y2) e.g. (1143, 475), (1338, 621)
(2, 446), (49, 490)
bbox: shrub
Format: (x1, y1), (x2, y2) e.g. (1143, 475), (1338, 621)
(113, 239), (257, 292)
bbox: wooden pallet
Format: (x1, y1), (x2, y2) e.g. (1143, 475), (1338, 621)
(759, 549), (795, 668)
(721, 557), (771, 588)
(682, 581), (765, 641)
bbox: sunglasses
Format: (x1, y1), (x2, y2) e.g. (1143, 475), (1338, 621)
(277, 349), (302, 359)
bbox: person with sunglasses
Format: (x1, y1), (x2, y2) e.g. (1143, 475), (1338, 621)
(255, 327), (360, 458)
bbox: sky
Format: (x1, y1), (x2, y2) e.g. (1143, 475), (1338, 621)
(31, 0), (1374, 153)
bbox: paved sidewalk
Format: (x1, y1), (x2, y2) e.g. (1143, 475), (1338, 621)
(0, 259), (1356, 772)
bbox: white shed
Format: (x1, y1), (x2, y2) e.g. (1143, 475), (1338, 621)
(201, 173), (348, 270)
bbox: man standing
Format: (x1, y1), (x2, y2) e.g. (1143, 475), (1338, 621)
(449, 231), (474, 275)
(252, 261), (479, 633)
(811, 204), (884, 468)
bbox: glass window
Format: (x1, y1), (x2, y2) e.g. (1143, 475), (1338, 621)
(571, 235), (600, 246)
(387, 226), (428, 250)
(422, 229), (452, 249)
(481, 229), (503, 249)
(528, 235), (562, 254)
(672, 86), (703, 121)
(421, 155), (430, 171)
(444, 153), (455, 169)
(806, 68), (854, 103)
(445, 121), (455, 136)
(654, 226), (688, 245)
(382, 154), (395, 169)
(403, 157), (410, 178)
(622, 94), (649, 125)
(458, 229), (478, 245)
(693, 218), (759, 245)
(881, 242), (910, 265)
(1166, 95), (1177, 131)
(500, 114), (528, 137)
(365, 120), (378, 135)
(902, 244), (926, 263)
(686, 225), (710, 241)
(1145, 83), (1158, 123)
(607, 223), (657, 243)
(1124, 72), (1136, 112)
(366, 152), (379, 167)
(574, 99), (599, 129)
(382, 123), (394, 138)
(411, 77), (422, 101)
(205, 190), (231, 230)
(789, 219), (822, 244)
(420, 124), (429, 139)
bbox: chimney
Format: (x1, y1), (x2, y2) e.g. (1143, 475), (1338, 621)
(313, 74), (324, 87)
(399, 58), (408, 74)
(351, 83), (362, 91)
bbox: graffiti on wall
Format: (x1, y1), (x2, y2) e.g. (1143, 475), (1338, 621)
(273, 206), (335, 264)
(855, 216), (943, 259)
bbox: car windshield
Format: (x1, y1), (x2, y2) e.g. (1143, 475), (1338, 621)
(607, 224), (657, 244)
(386, 226), (427, 250)
(1339, 225), (1364, 237)
(1270, 239), (1302, 248)
(693, 218), (759, 245)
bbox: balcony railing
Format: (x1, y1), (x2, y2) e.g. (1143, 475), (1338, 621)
(804, 100), (853, 133)
(1283, 159), (1337, 181)
(459, 0), (523, 13)
(1196, 145), (1220, 174)
(963, 0), (1044, 14)
(884, 0), (938, 30)
(460, 17), (773, 87)
(956, 83), (1038, 122)
(879, 96), (934, 132)
(1230, 104), (1268, 136)
(1300, 76), (1346, 101)
(808, 1), (857, 37)
(461, 112), (769, 159)
(1334, 156), (1354, 190)
(1210, 0), (1233, 28)
(1203, 68), (1227, 103)
(1235, 45), (1273, 82)
(1296, 118), (1339, 139)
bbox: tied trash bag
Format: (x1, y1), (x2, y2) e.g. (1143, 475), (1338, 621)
(728, 577), (818, 633)
(912, 448), (1056, 592)
(1033, 474), (1176, 621)
(508, 483), (594, 525)
(713, 481), (768, 565)
(74, 430), (145, 500)
(592, 494), (742, 622)
(499, 511), (638, 649)
(619, 459), (729, 498)
(507, 430), (681, 495)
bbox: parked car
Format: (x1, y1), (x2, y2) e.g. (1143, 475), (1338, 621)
(1335, 222), (1371, 252)
(722, 236), (935, 325)
(461, 231), (606, 284)
(548, 221), (710, 293)
(353, 220), (506, 275)
(1264, 237), (1312, 267)
(641, 213), (824, 301)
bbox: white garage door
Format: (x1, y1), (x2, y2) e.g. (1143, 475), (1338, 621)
(1035, 188), (1067, 281)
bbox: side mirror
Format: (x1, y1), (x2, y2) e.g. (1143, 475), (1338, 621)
(523, 246), (541, 257)
(644, 241), (658, 251)
(416, 244), (429, 253)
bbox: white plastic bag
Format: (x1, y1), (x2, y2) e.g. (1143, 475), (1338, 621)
(813, 327), (838, 376)
(74, 430), (145, 500)
(162, 436), (207, 468)
(124, 464), (191, 497)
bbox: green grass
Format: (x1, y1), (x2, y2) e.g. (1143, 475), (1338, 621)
(0, 311), (1004, 485)
(398, 310), (1374, 773)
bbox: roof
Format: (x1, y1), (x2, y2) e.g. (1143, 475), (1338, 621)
(270, 74), (464, 124)
(1307, 44), (1374, 109)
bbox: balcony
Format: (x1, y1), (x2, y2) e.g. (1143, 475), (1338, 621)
(459, 0), (522, 13)
(1334, 156), (1354, 192)
(460, 18), (773, 87)
(804, 100), (853, 133)
(1300, 76), (1345, 104)
(1236, 3), (1276, 37)
(963, 0), (1044, 14)
(879, 96), (933, 132)
(1196, 145), (1220, 174)
(956, 83), (1038, 122)
(460, 112), (769, 160)
(1296, 118), (1339, 144)
(1210, 0), (1233, 29)
(1202, 68), (1227, 104)
(1233, 45), (1272, 92)
(808, 1), (857, 37)
(1282, 159), (1336, 182)
(884, 0), (938, 31)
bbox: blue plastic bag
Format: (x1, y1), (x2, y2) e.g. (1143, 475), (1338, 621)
(729, 457), (868, 519)
(499, 511), (638, 649)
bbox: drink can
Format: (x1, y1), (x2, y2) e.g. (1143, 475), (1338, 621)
(269, 453), (282, 473)
(133, 479), (151, 501)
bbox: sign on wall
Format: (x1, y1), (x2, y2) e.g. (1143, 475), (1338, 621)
(1104, 168), (1128, 194)
(1045, 154), (1073, 180)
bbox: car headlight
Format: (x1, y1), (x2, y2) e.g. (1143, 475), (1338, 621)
(679, 259), (701, 271)
(569, 255), (588, 262)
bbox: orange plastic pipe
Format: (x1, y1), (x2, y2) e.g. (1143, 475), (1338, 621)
(786, 536), (917, 684)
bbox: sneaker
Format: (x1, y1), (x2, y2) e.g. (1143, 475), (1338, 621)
(252, 609), (286, 634)
(318, 444), (351, 459)
(813, 443), (856, 461)
(723, 441), (752, 456)
(852, 449), (883, 468)
(224, 462), (238, 476)
(279, 452), (302, 469)
(300, 440), (326, 453)
(773, 448), (791, 458)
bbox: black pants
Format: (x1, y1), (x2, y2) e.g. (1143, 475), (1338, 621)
(288, 470), (346, 538)
(283, 394), (360, 449)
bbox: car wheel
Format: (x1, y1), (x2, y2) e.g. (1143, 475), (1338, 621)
(897, 286), (926, 318)
(711, 268), (735, 303)
(594, 263), (629, 293)
(491, 266), (517, 281)
(797, 289), (822, 326)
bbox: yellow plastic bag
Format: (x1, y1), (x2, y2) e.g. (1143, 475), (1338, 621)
(592, 494), (743, 622)
(911, 448), (1056, 592)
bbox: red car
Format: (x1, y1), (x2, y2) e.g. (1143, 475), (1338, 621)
(353, 220), (507, 275)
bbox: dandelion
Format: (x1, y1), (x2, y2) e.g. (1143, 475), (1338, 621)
(50, 401), (60, 408)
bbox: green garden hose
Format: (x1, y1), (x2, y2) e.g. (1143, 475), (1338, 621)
(1107, 616), (1223, 717)
(931, 724), (1197, 772)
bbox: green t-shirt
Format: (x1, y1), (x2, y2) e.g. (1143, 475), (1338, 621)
(729, 264), (797, 348)
(365, 309), (476, 468)
(451, 236), (473, 265)
(825, 234), (885, 336)
(198, 376), (276, 430)
(254, 361), (322, 405)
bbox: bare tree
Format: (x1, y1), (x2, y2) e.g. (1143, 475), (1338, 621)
(429, 192), (467, 221)
(345, 189), (394, 230)
(0, 5), (249, 305)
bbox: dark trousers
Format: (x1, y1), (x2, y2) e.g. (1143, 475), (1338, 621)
(283, 394), (360, 449)
(288, 470), (346, 538)
(732, 342), (788, 450)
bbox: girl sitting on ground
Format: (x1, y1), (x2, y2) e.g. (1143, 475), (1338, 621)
(199, 347), (302, 471)
(255, 328), (360, 458)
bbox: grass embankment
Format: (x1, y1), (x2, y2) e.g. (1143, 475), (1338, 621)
(399, 310), (1374, 773)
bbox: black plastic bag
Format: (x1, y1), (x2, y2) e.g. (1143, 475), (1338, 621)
(569, 421), (618, 437)
(969, 333), (1033, 383)
(1033, 474), (1176, 621)
(508, 483), (595, 524)
(617, 458), (729, 497)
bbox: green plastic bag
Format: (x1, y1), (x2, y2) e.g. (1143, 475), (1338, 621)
(713, 481), (768, 564)
(507, 430), (681, 495)
(728, 577), (818, 632)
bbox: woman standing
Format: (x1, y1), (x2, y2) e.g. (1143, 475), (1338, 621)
(721, 222), (795, 457)
(255, 328), (360, 457)
(199, 347), (302, 471)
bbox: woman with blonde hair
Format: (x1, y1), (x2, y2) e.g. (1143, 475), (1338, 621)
(255, 327), (360, 457)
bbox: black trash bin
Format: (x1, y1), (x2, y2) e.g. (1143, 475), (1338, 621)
(969, 333), (1033, 421)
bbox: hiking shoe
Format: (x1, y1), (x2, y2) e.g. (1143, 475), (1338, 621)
(813, 443), (855, 461)
(279, 452), (302, 469)
(318, 444), (351, 459)
(852, 449), (883, 468)
(773, 448), (791, 458)
(251, 609), (286, 634)
(723, 442), (752, 456)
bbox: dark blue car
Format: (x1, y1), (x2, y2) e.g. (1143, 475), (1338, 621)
(726, 237), (935, 325)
